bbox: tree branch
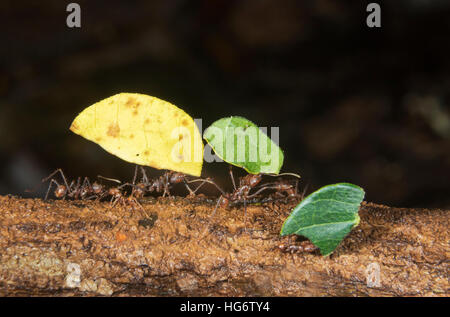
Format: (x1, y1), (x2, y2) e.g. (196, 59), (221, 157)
(0, 195), (447, 296)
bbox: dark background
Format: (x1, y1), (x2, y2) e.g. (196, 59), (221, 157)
(1, 0), (449, 208)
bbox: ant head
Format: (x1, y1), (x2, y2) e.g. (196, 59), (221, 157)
(136, 183), (147, 190)
(108, 187), (121, 196)
(247, 174), (262, 187)
(92, 182), (103, 194)
(55, 185), (67, 198)
(219, 196), (230, 208)
(286, 188), (296, 197)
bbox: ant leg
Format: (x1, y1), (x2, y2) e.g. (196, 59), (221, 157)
(183, 179), (196, 196)
(211, 195), (224, 218)
(199, 195), (223, 238)
(44, 179), (60, 200)
(243, 197), (248, 229)
(43, 168), (71, 191)
(183, 176), (208, 196)
(130, 196), (150, 218)
(42, 168), (62, 183)
(159, 172), (169, 197)
(140, 167), (150, 184)
(247, 185), (280, 199)
(111, 196), (121, 208)
(93, 189), (108, 202)
(82, 177), (91, 188)
(132, 165), (139, 185)
(300, 183), (309, 200)
(188, 178), (227, 196)
(60, 170), (72, 193)
(117, 183), (133, 193)
(75, 176), (81, 189)
(70, 177), (82, 199)
(186, 179), (208, 196)
(229, 166), (236, 190)
(78, 177), (92, 200)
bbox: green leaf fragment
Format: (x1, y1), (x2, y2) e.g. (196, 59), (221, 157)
(203, 116), (284, 174)
(280, 183), (365, 256)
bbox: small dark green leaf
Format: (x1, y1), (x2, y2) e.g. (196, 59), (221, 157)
(280, 183), (365, 256)
(203, 116), (284, 174)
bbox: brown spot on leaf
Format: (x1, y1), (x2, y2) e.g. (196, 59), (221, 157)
(133, 110), (139, 116)
(182, 119), (189, 126)
(130, 134), (134, 139)
(95, 137), (103, 142)
(144, 150), (150, 156)
(107, 123), (120, 138)
(144, 119), (150, 125)
(125, 97), (135, 107)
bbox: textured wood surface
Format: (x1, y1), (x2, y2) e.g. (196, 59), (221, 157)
(0, 195), (448, 296)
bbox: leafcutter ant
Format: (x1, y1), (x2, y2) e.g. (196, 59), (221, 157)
(189, 166), (301, 225)
(96, 175), (149, 216)
(128, 166), (206, 198)
(278, 240), (317, 253)
(42, 168), (104, 200)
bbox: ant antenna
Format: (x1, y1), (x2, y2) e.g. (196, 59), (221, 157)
(300, 183), (309, 199)
(42, 168), (71, 189)
(229, 166), (237, 190)
(262, 172), (301, 179)
(97, 175), (122, 184)
(132, 165), (139, 185)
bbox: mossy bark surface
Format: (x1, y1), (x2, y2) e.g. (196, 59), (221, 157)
(0, 195), (447, 296)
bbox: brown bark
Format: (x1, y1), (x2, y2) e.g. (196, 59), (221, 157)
(0, 195), (448, 296)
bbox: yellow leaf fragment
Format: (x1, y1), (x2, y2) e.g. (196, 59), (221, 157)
(70, 93), (203, 176)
